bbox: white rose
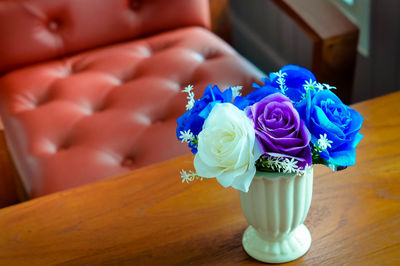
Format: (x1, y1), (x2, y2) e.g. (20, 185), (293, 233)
(194, 103), (262, 192)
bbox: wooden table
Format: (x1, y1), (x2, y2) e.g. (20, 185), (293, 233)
(0, 92), (399, 265)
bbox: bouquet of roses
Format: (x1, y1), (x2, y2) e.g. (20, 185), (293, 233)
(176, 65), (363, 192)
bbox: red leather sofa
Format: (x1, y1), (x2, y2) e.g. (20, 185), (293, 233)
(0, 0), (263, 202)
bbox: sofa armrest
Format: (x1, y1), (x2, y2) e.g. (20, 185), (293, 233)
(0, 120), (28, 208)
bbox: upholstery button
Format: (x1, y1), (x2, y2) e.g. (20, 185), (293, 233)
(47, 20), (61, 31)
(205, 49), (222, 60)
(130, 0), (141, 10)
(58, 140), (72, 151)
(93, 102), (107, 113)
(121, 156), (135, 168)
(154, 117), (166, 123)
(35, 93), (50, 107)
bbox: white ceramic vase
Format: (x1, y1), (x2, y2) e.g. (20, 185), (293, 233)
(239, 168), (313, 263)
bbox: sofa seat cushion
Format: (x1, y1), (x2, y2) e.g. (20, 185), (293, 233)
(0, 27), (263, 198)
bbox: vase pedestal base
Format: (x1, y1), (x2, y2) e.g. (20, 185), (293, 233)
(242, 224), (311, 263)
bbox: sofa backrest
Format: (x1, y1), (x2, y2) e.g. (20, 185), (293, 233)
(0, 0), (210, 73)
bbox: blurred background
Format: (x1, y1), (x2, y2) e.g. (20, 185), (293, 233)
(212, 0), (400, 104)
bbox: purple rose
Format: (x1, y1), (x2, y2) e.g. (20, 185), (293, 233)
(245, 93), (312, 169)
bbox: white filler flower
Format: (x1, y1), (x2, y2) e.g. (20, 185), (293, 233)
(317, 133), (333, 151)
(194, 103), (262, 192)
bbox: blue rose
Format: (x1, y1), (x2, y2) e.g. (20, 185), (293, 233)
(176, 84), (233, 153)
(296, 89), (364, 169)
(270, 65), (317, 102)
(233, 65), (316, 110)
(233, 78), (279, 110)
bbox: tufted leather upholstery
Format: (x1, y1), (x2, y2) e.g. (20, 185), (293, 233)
(0, 0), (210, 73)
(0, 26), (263, 197)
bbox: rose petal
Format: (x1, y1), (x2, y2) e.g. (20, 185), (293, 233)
(246, 92), (311, 165)
(231, 165), (257, 192)
(194, 153), (226, 177)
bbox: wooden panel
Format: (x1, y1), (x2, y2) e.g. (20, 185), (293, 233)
(272, 0), (359, 104)
(210, 0), (232, 43)
(0, 121), (26, 208)
(0, 92), (399, 264)
(229, 0), (314, 71)
(352, 0), (400, 103)
(276, 0), (358, 40)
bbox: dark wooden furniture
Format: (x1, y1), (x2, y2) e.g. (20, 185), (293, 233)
(0, 121), (25, 207)
(272, 0), (359, 104)
(210, 0), (232, 43)
(0, 91), (399, 265)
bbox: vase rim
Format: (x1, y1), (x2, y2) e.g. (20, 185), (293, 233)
(254, 167), (313, 180)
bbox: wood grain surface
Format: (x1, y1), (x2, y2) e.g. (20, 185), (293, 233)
(0, 92), (399, 265)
